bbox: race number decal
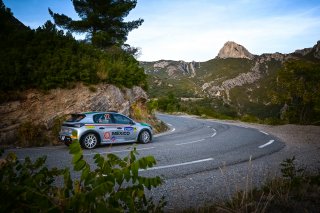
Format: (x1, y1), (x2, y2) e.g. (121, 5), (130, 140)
(104, 132), (110, 139)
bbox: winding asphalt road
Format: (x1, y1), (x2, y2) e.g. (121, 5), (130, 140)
(5, 113), (284, 180)
(142, 114), (284, 178)
(6, 114), (285, 211)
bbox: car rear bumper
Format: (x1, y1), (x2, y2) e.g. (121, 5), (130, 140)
(59, 135), (73, 145)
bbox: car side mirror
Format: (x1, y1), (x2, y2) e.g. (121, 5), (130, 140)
(130, 121), (135, 125)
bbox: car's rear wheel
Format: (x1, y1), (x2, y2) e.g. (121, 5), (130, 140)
(139, 130), (151, 144)
(81, 133), (99, 149)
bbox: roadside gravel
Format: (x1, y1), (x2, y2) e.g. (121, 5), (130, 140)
(154, 118), (320, 212)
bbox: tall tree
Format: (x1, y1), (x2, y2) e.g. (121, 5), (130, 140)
(49, 0), (143, 48)
(272, 59), (320, 124)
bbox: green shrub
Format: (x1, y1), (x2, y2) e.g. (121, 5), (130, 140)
(0, 141), (165, 212)
(131, 102), (144, 121)
(240, 114), (260, 123)
(157, 93), (180, 113)
(147, 99), (158, 113)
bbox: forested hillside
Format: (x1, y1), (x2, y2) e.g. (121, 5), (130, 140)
(0, 0), (147, 97)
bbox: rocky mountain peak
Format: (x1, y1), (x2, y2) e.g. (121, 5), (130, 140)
(217, 41), (254, 60)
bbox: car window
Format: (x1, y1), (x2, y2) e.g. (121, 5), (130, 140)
(112, 114), (132, 124)
(93, 113), (113, 124)
(67, 114), (85, 122)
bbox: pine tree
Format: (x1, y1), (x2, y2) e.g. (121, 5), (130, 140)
(49, 0), (143, 49)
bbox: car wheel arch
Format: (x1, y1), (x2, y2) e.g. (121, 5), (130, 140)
(80, 130), (101, 144)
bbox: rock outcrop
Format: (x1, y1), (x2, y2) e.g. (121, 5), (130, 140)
(150, 60), (200, 77)
(294, 40), (320, 59)
(217, 41), (254, 60)
(294, 48), (312, 56)
(153, 61), (169, 69)
(313, 41), (320, 59)
(0, 84), (148, 145)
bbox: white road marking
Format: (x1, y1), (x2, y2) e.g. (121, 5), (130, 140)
(175, 139), (205, 146)
(83, 147), (155, 156)
(154, 125), (175, 138)
(259, 130), (269, 135)
(166, 123), (175, 132)
(140, 158), (214, 171)
(211, 128), (217, 137)
(259, 140), (275, 148)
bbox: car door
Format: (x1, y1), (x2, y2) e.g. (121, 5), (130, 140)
(111, 114), (137, 142)
(93, 113), (117, 143)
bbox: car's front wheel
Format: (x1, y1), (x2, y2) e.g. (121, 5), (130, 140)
(81, 133), (99, 149)
(139, 130), (151, 144)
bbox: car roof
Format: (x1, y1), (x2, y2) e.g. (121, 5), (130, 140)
(79, 111), (118, 115)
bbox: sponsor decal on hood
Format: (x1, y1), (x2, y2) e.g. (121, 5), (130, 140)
(139, 122), (150, 127)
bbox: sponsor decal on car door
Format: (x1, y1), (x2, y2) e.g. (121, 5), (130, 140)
(123, 126), (137, 140)
(111, 114), (136, 142)
(110, 126), (130, 142)
(93, 113), (118, 143)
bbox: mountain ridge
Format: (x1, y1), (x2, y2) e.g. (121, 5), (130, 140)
(142, 40), (320, 80)
(141, 40), (320, 120)
(142, 40), (320, 63)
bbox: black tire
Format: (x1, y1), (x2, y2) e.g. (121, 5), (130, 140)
(81, 133), (99, 149)
(139, 130), (151, 144)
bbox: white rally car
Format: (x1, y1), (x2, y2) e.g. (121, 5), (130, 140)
(59, 111), (153, 149)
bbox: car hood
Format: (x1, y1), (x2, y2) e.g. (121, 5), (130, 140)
(138, 122), (152, 128)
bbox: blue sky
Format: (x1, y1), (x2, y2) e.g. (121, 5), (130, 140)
(3, 0), (320, 61)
